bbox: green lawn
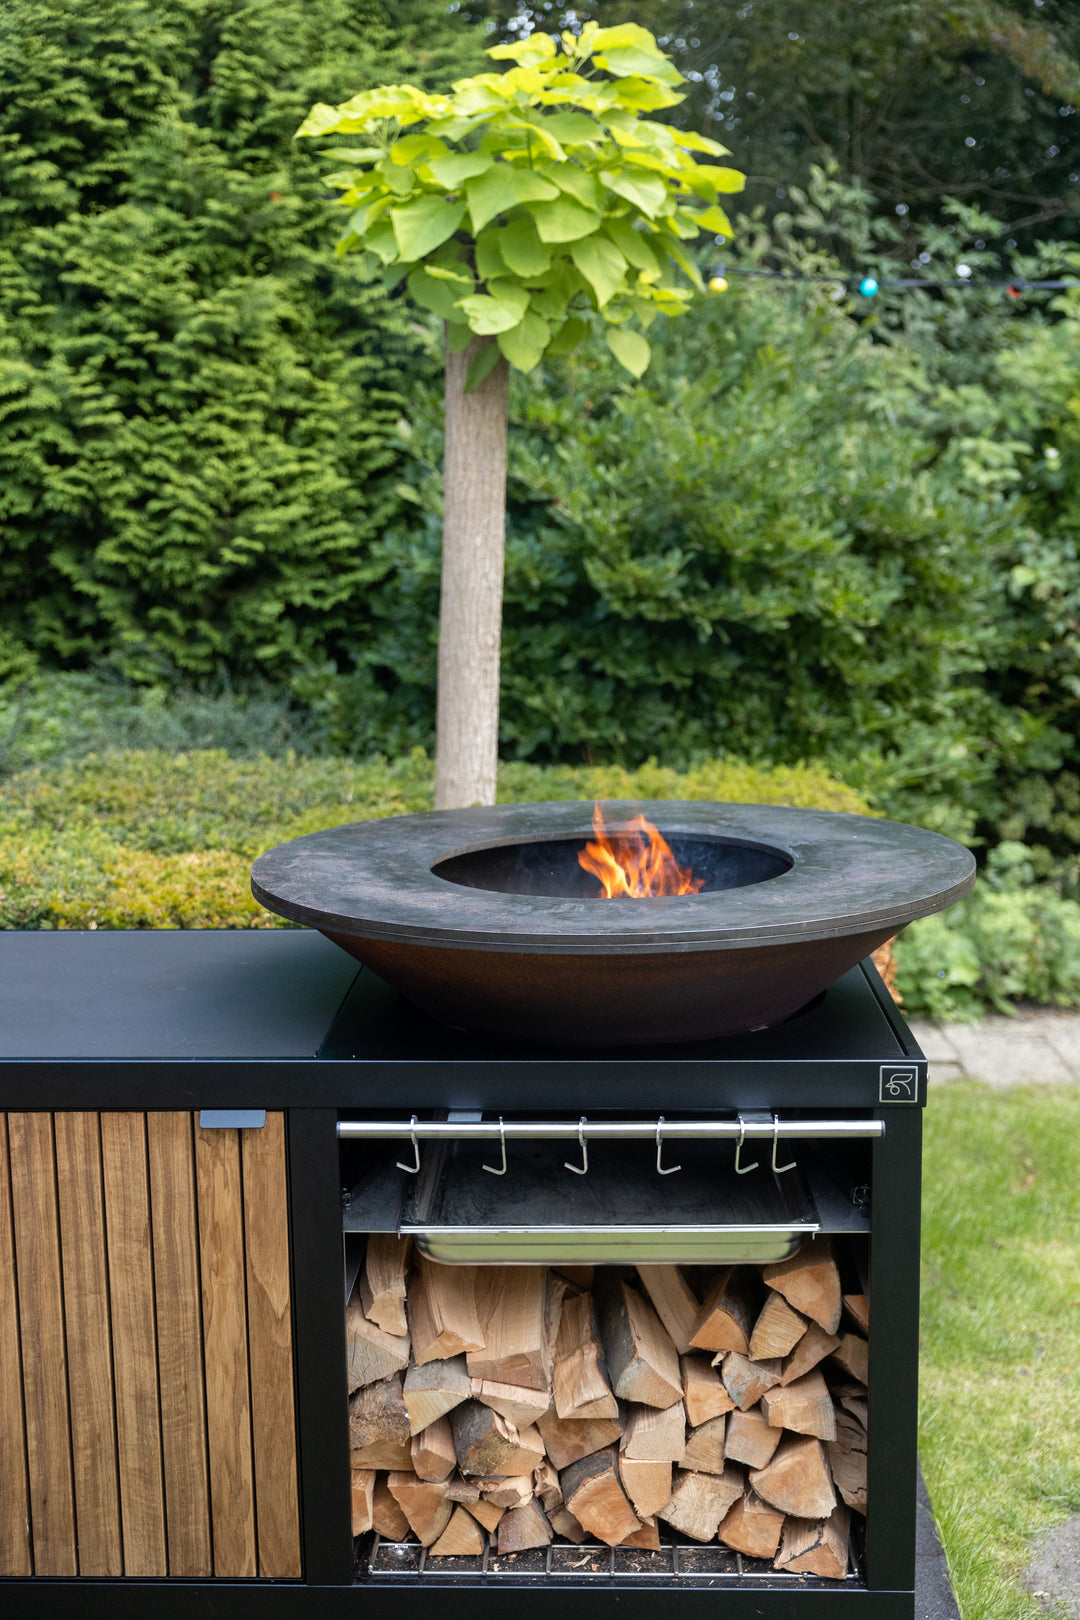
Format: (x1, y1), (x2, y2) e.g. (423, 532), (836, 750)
(922, 1081), (1080, 1619)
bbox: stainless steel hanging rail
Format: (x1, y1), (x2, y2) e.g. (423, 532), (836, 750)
(336, 1117), (884, 1142)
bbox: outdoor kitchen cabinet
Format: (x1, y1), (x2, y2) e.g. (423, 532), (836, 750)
(0, 928), (927, 1619)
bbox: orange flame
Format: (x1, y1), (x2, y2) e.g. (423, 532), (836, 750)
(578, 803), (706, 898)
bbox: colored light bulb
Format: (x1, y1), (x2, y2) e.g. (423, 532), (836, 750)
(859, 277), (879, 297)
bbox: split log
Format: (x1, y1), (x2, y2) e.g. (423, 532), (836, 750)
(553, 1292), (617, 1420)
(597, 1277), (682, 1409)
(718, 1488), (785, 1561)
(636, 1265), (700, 1355)
(748, 1292), (808, 1360)
(721, 1351), (782, 1410)
(411, 1415), (457, 1482)
(387, 1472), (452, 1547)
(498, 1497), (553, 1553)
(561, 1445), (642, 1546)
(843, 1292), (870, 1334)
(779, 1321), (841, 1386)
(749, 1434), (837, 1520)
(445, 1478), (481, 1503)
(468, 1266), (550, 1391)
(349, 1372), (410, 1453)
(346, 1297), (410, 1392)
(360, 1234), (411, 1337)
(621, 1399), (687, 1463)
(471, 1378), (550, 1428)
(689, 1268), (757, 1355)
(430, 1504), (486, 1558)
(725, 1406), (782, 1470)
(534, 1459), (563, 1512)
(837, 1387), (868, 1430)
(462, 1496), (505, 1532)
(831, 1332), (870, 1386)
(619, 1457), (672, 1520)
(763, 1239), (842, 1335)
(680, 1413), (728, 1475)
(410, 1256), (485, 1366)
(827, 1410), (867, 1513)
(403, 1354), (472, 1433)
(477, 1475), (533, 1510)
(759, 1370), (837, 1442)
(660, 1465), (743, 1542)
(350, 1437), (413, 1469)
(548, 1506), (586, 1543)
(774, 1504), (851, 1579)
(536, 1409), (622, 1471)
(451, 1401), (545, 1477)
(372, 1475), (411, 1541)
(624, 1515), (661, 1550)
(681, 1353), (735, 1427)
(351, 1467), (375, 1535)
(553, 1265), (594, 1288)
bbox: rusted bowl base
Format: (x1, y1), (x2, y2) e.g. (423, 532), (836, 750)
(323, 926), (896, 1047)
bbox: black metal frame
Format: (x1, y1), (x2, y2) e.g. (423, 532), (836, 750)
(0, 938), (926, 1620)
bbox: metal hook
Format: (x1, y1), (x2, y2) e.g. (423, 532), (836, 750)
(656, 1116), (681, 1176)
(565, 1116), (589, 1175)
(734, 1117), (759, 1176)
(396, 1114), (421, 1175)
(771, 1113), (796, 1174)
(483, 1116), (508, 1176)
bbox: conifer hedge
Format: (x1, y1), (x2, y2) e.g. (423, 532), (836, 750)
(0, 0), (482, 681)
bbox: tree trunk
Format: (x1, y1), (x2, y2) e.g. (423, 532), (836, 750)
(435, 334), (509, 809)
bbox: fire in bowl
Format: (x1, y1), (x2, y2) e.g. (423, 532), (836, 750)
(250, 800), (974, 1045)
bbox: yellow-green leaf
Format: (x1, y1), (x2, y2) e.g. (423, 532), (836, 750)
(457, 282), (530, 334)
(539, 163), (602, 211)
(599, 167), (666, 217)
(406, 265), (461, 319)
(531, 196), (602, 243)
(602, 218), (661, 273)
(674, 130), (730, 156)
(364, 217), (398, 263)
(695, 203), (734, 236)
(497, 311), (551, 371)
(590, 23), (663, 53)
(296, 103), (346, 139)
(475, 226), (510, 281)
(497, 218), (552, 276)
(465, 165), (559, 232)
(569, 235), (627, 307)
(464, 339), (502, 392)
(542, 111), (600, 145)
(608, 77), (684, 112)
(606, 325), (651, 377)
(595, 47), (684, 87)
(488, 32), (557, 66)
(390, 194), (467, 261)
(428, 151), (494, 187)
(687, 164), (746, 196)
(546, 315), (590, 356)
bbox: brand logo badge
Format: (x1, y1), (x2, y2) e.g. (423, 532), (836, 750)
(879, 1065), (919, 1102)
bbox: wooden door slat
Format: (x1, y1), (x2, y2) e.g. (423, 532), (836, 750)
(148, 1112), (212, 1577)
(196, 1123), (256, 1577)
(101, 1112), (167, 1576)
(241, 1113), (301, 1577)
(54, 1112), (122, 1576)
(7, 1113), (76, 1576)
(0, 1115), (32, 1576)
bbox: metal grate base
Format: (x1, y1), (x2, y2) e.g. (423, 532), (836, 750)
(362, 1534), (864, 1588)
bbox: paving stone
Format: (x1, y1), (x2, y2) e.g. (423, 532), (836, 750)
(909, 1021), (963, 1064)
(926, 1061), (965, 1086)
(933, 1022), (1073, 1088)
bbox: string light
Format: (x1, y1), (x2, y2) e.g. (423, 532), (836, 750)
(709, 264), (1080, 296)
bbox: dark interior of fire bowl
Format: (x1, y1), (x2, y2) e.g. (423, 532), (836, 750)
(431, 834), (793, 900)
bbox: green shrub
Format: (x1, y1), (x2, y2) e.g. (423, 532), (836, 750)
(0, 0), (482, 681)
(895, 843), (1080, 1020)
(0, 748), (868, 930)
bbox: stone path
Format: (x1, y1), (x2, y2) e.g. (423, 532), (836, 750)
(909, 1009), (1080, 1087)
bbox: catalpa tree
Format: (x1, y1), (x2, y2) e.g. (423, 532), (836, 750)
(299, 23), (743, 807)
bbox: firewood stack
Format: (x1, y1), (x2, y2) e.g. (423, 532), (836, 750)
(347, 1236), (868, 1578)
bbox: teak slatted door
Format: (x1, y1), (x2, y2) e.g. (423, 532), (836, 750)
(0, 1111), (301, 1580)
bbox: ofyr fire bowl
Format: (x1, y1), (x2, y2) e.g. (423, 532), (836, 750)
(250, 800), (975, 1046)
